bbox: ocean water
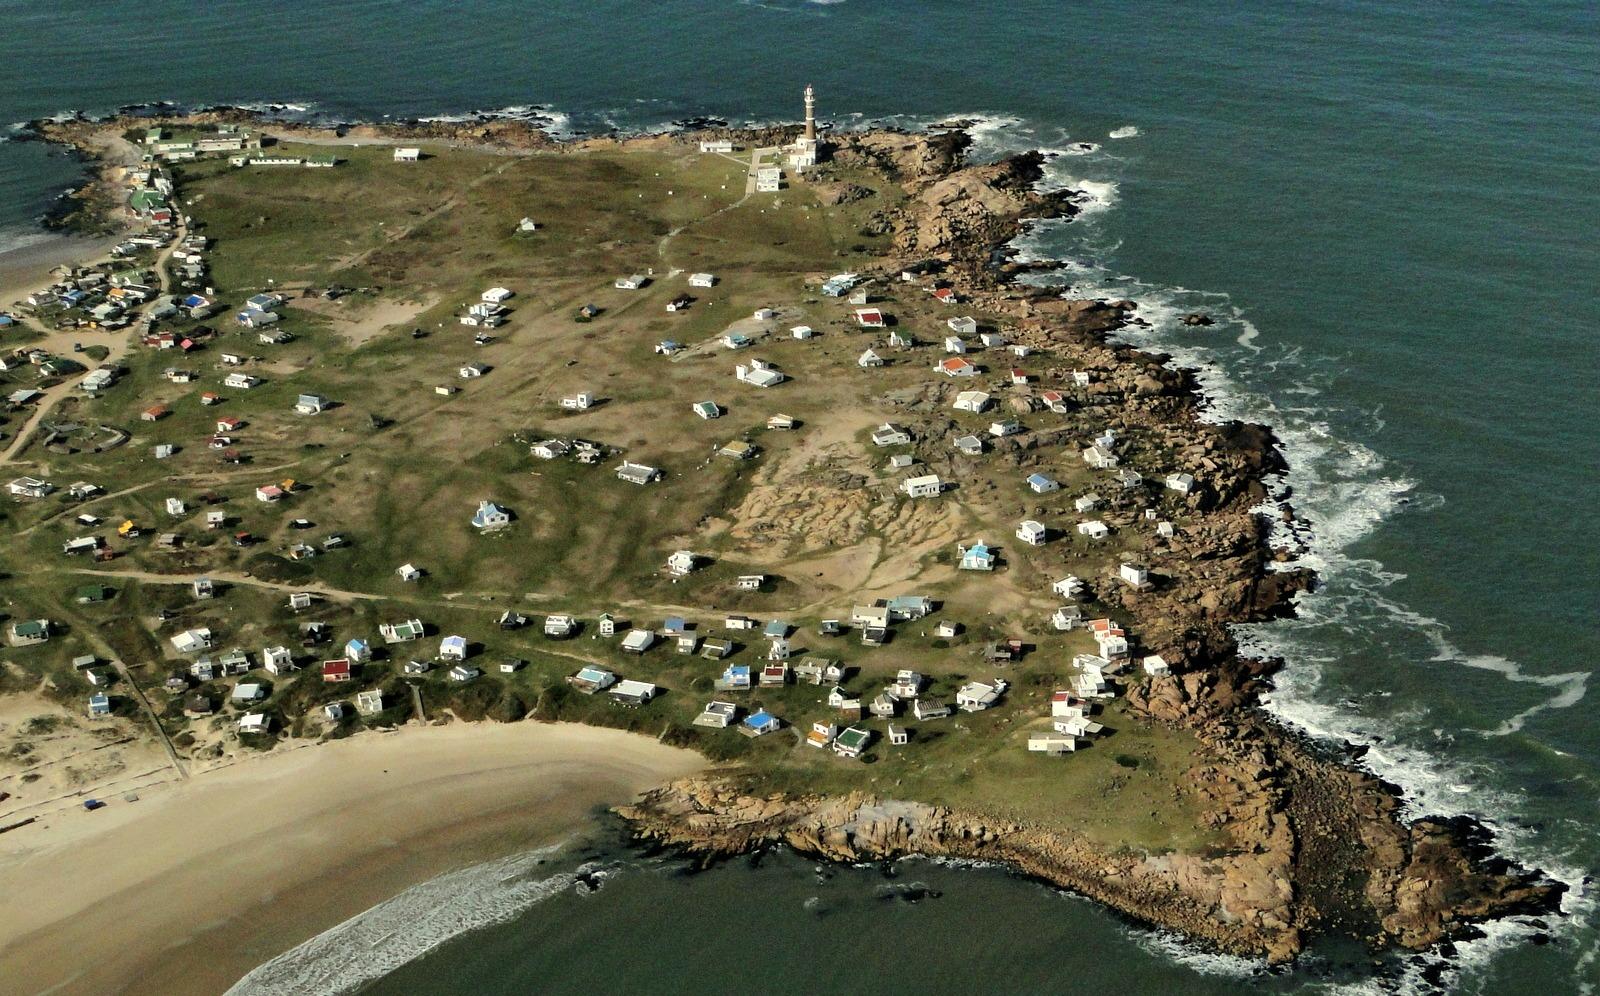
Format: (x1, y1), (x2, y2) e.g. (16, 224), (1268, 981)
(3, 1), (1596, 992)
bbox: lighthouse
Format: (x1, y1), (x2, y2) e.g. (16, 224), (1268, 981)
(790, 84), (820, 170)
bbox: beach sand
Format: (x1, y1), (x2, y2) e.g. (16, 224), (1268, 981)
(0, 231), (122, 311)
(0, 720), (704, 996)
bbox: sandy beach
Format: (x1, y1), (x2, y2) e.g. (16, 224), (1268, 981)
(0, 230), (123, 312)
(0, 721), (704, 996)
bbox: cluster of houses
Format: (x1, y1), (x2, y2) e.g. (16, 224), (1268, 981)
(800, 268), (1213, 757)
(460, 287), (514, 330)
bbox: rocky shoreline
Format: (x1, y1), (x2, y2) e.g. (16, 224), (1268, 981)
(22, 108), (1564, 966)
(621, 126), (1563, 963)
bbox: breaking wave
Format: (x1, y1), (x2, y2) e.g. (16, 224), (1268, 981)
(964, 111), (1596, 984)
(1109, 125), (1140, 139)
(226, 844), (608, 996)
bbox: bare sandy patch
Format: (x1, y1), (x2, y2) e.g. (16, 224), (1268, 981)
(0, 721), (703, 996)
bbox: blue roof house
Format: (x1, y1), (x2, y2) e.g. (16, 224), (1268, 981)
(958, 542), (996, 571)
(743, 710), (781, 736)
(715, 664), (752, 691)
(1026, 472), (1059, 494)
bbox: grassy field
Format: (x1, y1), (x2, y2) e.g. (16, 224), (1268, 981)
(1, 136), (1220, 854)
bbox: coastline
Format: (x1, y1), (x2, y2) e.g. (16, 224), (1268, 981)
(6, 106), (1565, 975)
(0, 721), (704, 996)
(0, 230), (125, 311)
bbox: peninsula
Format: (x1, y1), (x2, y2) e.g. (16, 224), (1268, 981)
(0, 94), (1560, 986)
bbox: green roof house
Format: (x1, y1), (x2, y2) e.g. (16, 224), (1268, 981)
(76, 585), (111, 604)
(10, 619), (50, 645)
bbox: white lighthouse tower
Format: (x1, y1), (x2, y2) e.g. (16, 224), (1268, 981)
(788, 84), (819, 170)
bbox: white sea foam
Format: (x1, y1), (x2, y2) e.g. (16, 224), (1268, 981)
(226, 844), (601, 996)
(229, 101), (316, 115)
(979, 110), (1598, 983)
(0, 228), (58, 255)
(1109, 125), (1140, 139)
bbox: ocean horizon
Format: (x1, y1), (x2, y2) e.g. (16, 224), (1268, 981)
(1, 1), (1595, 993)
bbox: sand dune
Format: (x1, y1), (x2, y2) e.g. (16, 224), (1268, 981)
(0, 721), (703, 996)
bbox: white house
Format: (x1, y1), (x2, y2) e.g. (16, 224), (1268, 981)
(947, 316), (978, 337)
(1016, 520), (1048, 546)
(989, 419), (1023, 438)
(545, 614), (577, 638)
(1078, 520), (1110, 540)
(666, 550), (698, 576)
(7, 477), (54, 499)
(851, 604), (891, 629)
(560, 392), (595, 411)
(734, 362), (786, 388)
(872, 423), (912, 446)
(1027, 473), (1059, 494)
(397, 563), (423, 582)
(692, 400), (721, 420)
(791, 325), (814, 340)
(956, 679), (1006, 712)
(1083, 444), (1118, 470)
(954, 390), (990, 414)
(620, 629), (655, 654)
(1029, 733), (1077, 755)
(1052, 605), (1084, 631)
(439, 635), (469, 661)
(171, 628), (213, 654)
(263, 646), (294, 673)
(858, 348), (884, 368)
(615, 274), (647, 290)
(393, 147), (421, 162)
(1074, 493), (1103, 513)
(902, 475), (943, 499)
(616, 461), (661, 485)
(1119, 563), (1150, 588)
(854, 308), (885, 328)
(1165, 472), (1196, 496)
(1144, 655), (1172, 677)
(1052, 576), (1084, 599)
(889, 670), (924, 699)
(688, 272), (717, 288)
(531, 439), (570, 460)
(943, 336), (967, 355)
(482, 287), (514, 304)
(694, 700), (738, 728)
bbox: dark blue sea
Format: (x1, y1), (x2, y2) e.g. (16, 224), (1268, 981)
(2, 2), (1595, 992)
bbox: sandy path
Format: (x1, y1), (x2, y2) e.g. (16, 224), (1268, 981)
(0, 721), (703, 996)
